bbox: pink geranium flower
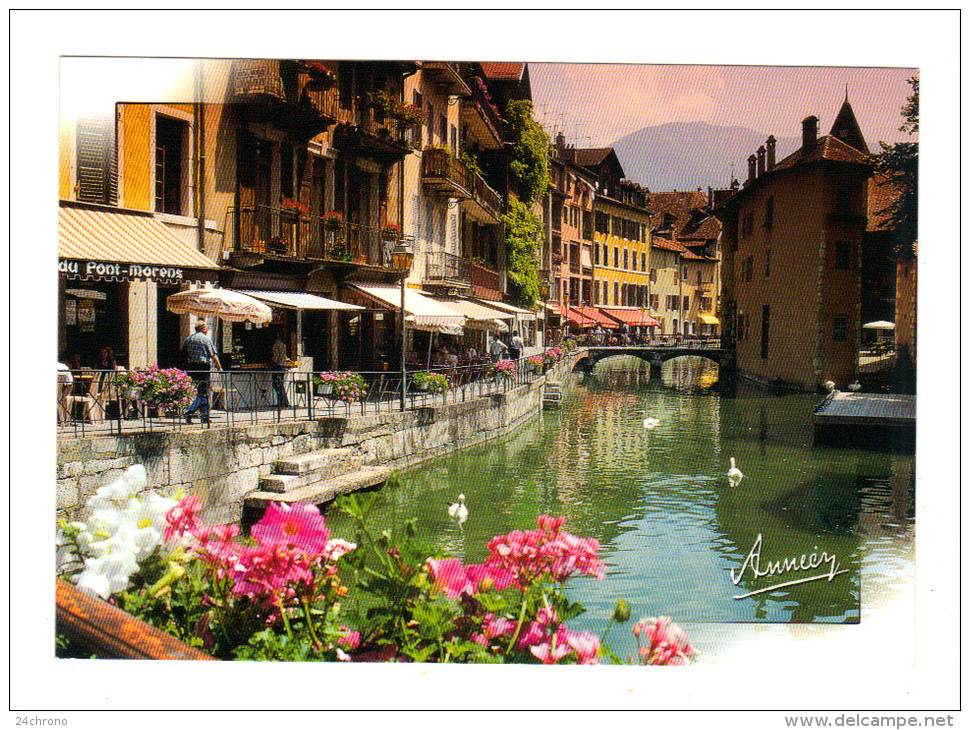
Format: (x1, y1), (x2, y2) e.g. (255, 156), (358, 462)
(165, 495), (203, 542)
(426, 557), (475, 599)
(251, 503), (330, 557)
(632, 616), (695, 666)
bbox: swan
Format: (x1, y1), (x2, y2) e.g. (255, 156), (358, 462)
(643, 417), (660, 430)
(727, 457), (744, 485)
(848, 381), (862, 392)
(447, 494), (468, 524)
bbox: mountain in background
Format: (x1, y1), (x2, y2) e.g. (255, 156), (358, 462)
(610, 121), (800, 194)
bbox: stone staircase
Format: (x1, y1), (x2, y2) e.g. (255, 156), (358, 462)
(245, 447), (392, 510)
(543, 380), (563, 408)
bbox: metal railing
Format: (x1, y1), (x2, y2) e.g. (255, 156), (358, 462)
(57, 361), (557, 437)
(422, 148), (502, 219)
(424, 250), (470, 284)
(229, 205), (414, 270)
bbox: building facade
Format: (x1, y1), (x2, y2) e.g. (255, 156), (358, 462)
(714, 99), (873, 390)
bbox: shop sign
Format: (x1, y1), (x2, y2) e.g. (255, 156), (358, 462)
(59, 258), (191, 282)
(77, 300), (96, 332)
(65, 299), (76, 326)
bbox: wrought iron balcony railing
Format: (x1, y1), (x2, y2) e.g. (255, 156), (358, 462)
(228, 205), (414, 270)
(421, 148), (502, 222)
(424, 250), (470, 285)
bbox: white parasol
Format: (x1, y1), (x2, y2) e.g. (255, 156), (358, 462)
(862, 320), (895, 330)
(167, 287), (274, 324)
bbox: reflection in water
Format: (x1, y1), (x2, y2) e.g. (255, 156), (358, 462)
(326, 356), (914, 657)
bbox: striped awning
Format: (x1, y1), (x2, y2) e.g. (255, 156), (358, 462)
(241, 290), (364, 311)
(58, 203), (220, 283)
(601, 308), (661, 327)
(571, 306), (618, 328)
(349, 283), (465, 335)
(562, 307), (598, 328)
(431, 297), (511, 332)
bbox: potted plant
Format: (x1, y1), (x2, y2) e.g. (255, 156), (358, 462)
(394, 102), (425, 129)
(412, 371), (449, 394)
(125, 366), (197, 414)
(322, 210), (343, 231)
(491, 359), (515, 381)
(379, 223), (401, 242)
(314, 371), (367, 403)
(280, 198), (308, 216)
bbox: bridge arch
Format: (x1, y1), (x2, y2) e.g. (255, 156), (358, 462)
(567, 346), (736, 395)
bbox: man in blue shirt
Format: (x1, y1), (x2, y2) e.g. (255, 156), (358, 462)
(183, 320), (222, 424)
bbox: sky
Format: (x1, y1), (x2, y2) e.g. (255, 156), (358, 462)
(530, 63), (917, 149)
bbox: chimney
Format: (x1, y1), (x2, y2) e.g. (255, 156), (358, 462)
(731, 178), (740, 192)
(802, 116), (818, 149)
(708, 186), (713, 209)
(747, 154), (757, 184)
(766, 135), (776, 169)
(757, 146), (766, 176)
(556, 131), (566, 151)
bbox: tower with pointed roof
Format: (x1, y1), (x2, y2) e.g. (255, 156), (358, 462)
(712, 97), (874, 391)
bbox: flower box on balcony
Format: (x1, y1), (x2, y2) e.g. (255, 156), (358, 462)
(322, 211), (343, 231)
(379, 223), (402, 242)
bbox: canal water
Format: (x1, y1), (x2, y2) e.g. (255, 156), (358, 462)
(326, 356), (915, 662)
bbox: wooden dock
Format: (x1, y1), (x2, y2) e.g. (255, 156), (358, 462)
(813, 392), (915, 451)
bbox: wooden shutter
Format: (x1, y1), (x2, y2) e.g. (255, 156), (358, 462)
(76, 114), (117, 205)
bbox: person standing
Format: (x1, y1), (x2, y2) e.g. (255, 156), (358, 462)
(509, 330), (524, 360)
(271, 329), (290, 409)
(489, 335), (508, 362)
(183, 320), (222, 424)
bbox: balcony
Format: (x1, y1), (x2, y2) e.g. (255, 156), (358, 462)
(460, 76), (504, 149)
(230, 60), (339, 140)
(421, 148), (502, 223)
(422, 62), (472, 96)
(226, 204), (414, 272)
(470, 261), (502, 300)
(424, 250), (470, 288)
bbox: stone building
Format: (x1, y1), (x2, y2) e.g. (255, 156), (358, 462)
(714, 98), (873, 390)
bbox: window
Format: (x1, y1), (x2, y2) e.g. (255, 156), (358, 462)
(593, 245), (599, 265)
(642, 252), (647, 270)
(602, 280), (608, 304)
(701, 297), (712, 312)
(612, 215), (622, 237)
(624, 249), (629, 270)
(450, 124), (457, 152)
(835, 241), (852, 270)
(614, 281), (620, 305)
(764, 247), (771, 278)
(833, 316), (848, 342)
(764, 196), (774, 229)
(614, 248), (619, 268)
(650, 294), (659, 311)
(741, 212), (754, 237)
(761, 305), (770, 359)
(649, 268), (657, 283)
(683, 295), (690, 311)
(593, 283), (599, 305)
(595, 211), (608, 234)
(439, 114), (448, 145)
(155, 115), (188, 215)
(76, 113), (117, 205)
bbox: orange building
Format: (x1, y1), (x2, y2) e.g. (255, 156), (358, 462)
(714, 99), (873, 390)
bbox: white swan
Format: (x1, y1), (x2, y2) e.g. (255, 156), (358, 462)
(447, 494), (468, 524)
(643, 417), (660, 430)
(848, 381), (862, 392)
(727, 457), (744, 485)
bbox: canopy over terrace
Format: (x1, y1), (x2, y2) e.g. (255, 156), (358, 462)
(430, 297), (511, 332)
(347, 282), (465, 335)
(600, 307), (661, 328)
(570, 306), (618, 329)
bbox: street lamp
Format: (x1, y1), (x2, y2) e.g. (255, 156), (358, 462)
(392, 239), (414, 412)
(539, 280), (550, 351)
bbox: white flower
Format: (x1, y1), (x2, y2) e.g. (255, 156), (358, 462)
(87, 508), (121, 539)
(76, 568), (111, 599)
(323, 538), (358, 562)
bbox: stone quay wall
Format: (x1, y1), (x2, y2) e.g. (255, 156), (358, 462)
(56, 353), (583, 524)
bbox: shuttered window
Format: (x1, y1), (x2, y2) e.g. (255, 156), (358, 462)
(76, 113), (118, 205)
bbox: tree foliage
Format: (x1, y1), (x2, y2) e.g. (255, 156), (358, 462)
(502, 196), (543, 308)
(504, 100), (550, 206)
(870, 75), (918, 260)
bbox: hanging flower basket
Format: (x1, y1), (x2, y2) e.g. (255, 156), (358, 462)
(379, 223), (402, 242)
(280, 198), (309, 216)
(322, 210), (343, 231)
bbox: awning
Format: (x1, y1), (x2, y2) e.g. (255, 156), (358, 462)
(572, 306), (619, 328)
(58, 203), (220, 284)
(241, 290), (364, 311)
(431, 297), (512, 332)
(562, 307), (598, 328)
(601, 308), (661, 327)
(697, 314), (720, 326)
(348, 283), (465, 335)
(480, 299), (538, 320)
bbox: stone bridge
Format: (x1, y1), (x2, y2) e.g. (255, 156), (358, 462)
(570, 346), (737, 395)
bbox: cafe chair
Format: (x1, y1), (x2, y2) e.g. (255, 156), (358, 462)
(63, 373), (104, 423)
